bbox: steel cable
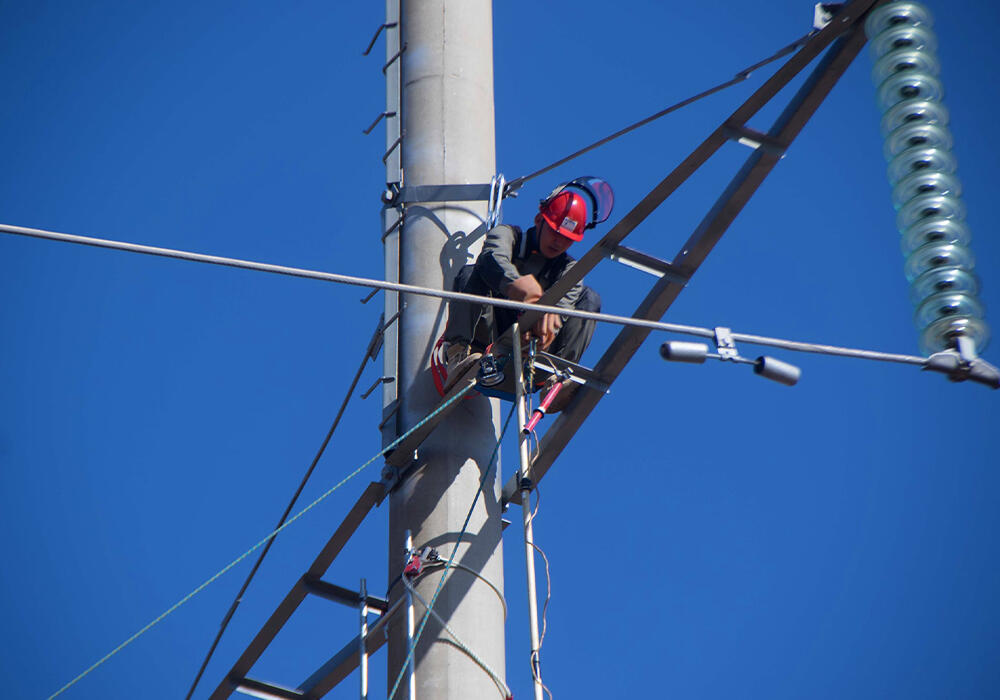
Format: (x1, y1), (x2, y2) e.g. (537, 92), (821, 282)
(402, 576), (512, 699)
(387, 402), (518, 700)
(46, 381), (477, 700)
(183, 316), (385, 700)
(505, 30), (816, 193)
(0, 223), (929, 366)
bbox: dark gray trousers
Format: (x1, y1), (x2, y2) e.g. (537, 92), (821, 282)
(444, 264), (601, 364)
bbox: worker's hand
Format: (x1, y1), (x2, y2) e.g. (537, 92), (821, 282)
(505, 274), (544, 303)
(532, 312), (562, 350)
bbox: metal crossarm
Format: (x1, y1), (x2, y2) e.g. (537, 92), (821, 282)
(297, 596), (405, 696)
(503, 3), (876, 506)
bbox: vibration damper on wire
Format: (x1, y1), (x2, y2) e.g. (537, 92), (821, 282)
(660, 327), (802, 386)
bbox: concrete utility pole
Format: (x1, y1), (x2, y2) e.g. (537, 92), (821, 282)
(384, 2), (505, 699)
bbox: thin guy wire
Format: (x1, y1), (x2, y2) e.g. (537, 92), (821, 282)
(505, 30), (816, 191)
(184, 318), (383, 700)
(388, 403), (518, 700)
(2, 223), (929, 366)
(402, 576), (512, 699)
(47, 381), (476, 700)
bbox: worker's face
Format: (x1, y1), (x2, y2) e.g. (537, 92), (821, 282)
(538, 222), (574, 259)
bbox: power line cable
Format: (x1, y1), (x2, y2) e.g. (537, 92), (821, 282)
(505, 29), (816, 192)
(387, 402), (518, 700)
(46, 381), (477, 700)
(183, 315), (385, 700)
(0, 223), (930, 366)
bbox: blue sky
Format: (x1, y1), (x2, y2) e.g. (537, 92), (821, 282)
(2, 1), (998, 699)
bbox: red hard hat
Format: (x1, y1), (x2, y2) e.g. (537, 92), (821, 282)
(536, 191), (588, 241)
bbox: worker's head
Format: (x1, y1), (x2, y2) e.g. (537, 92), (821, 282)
(535, 190), (588, 258)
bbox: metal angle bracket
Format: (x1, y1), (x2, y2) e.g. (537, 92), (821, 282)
(363, 111), (397, 135)
(813, 3), (845, 30)
(723, 122), (788, 155)
(388, 183), (494, 205)
(362, 21), (398, 56)
(380, 455), (417, 496)
(233, 677), (305, 700)
(531, 351), (610, 393)
(606, 244), (690, 284)
(361, 376), (395, 400)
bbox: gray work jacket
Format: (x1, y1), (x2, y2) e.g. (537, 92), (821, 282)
(473, 224), (584, 312)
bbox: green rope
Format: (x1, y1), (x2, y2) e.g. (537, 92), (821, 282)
(388, 402), (517, 700)
(402, 576), (511, 698)
(47, 381), (477, 700)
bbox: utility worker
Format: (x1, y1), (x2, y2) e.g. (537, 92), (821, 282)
(443, 177), (612, 388)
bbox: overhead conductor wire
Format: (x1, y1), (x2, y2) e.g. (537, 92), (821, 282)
(46, 381), (477, 700)
(1, 223), (929, 367)
(504, 29), (816, 191)
(183, 315), (387, 700)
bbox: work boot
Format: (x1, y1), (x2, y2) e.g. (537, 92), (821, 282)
(444, 343), (482, 392)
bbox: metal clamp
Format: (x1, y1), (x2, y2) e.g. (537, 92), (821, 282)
(389, 183), (494, 205)
(923, 347), (1000, 389)
(714, 327), (741, 361)
(486, 173), (506, 228)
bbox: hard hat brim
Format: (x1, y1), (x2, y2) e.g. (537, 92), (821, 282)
(540, 212), (585, 241)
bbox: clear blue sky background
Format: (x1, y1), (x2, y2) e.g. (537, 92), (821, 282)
(2, 2), (998, 699)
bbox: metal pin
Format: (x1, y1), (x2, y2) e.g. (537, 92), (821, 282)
(359, 578), (369, 700)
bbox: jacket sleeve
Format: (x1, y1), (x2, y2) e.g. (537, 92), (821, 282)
(474, 224), (523, 294)
(553, 257), (584, 314)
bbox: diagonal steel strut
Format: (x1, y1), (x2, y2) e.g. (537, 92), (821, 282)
(503, 10), (874, 506)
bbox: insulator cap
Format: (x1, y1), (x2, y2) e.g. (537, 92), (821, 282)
(896, 192), (965, 231)
(919, 315), (990, 355)
(909, 266), (979, 306)
(865, 1), (934, 39)
(880, 99), (949, 138)
(872, 48), (941, 88)
(883, 121), (952, 161)
(904, 241), (975, 282)
(901, 216), (971, 255)
(877, 71), (944, 112)
(869, 24), (937, 60)
(914, 291), (985, 330)
(892, 170), (962, 210)
(888, 145), (956, 185)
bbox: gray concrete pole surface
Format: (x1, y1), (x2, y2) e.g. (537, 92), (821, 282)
(386, 2), (505, 700)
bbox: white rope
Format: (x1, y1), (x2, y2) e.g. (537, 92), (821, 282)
(402, 576), (512, 699)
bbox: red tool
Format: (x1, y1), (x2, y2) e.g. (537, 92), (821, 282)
(403, 553), (423, 579)
(523, 380), (565, 434)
